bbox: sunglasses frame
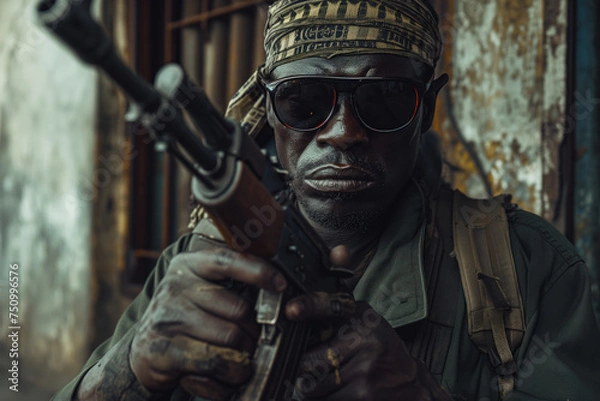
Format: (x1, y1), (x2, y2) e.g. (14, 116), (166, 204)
(262, 75), (428, 133)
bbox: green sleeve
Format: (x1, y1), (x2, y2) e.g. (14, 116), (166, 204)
(51, 234), (194, 401)
(504, 210), (600, 400)
(505, 260), (600, 400)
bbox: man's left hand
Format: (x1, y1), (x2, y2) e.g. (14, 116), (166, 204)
(285, 292), (453, 401)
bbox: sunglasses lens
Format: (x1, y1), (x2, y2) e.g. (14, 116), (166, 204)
(355, 81), (418, 131)
(273, 80), (334, 131)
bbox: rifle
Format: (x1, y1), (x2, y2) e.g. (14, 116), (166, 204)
(37, 0), (351, 399)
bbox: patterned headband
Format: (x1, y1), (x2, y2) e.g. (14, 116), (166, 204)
(263, 0), (442, 74)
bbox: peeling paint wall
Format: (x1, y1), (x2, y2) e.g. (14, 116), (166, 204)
(431, 0), (599, 316)
(433, 0), (568, 227)
(0, 0), (97, 395)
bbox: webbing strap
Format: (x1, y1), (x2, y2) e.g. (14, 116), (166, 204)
(452, 190), (525, 399)
(488, 309), (516, 397)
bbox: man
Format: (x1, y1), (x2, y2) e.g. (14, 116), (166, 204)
(53, 0), (600, 400)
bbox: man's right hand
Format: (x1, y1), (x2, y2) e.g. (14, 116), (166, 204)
(130, 248), (288, 400)
(75, 248), (287, 401)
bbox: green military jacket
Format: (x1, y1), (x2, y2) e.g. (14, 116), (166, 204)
(52, 184), (600, 400)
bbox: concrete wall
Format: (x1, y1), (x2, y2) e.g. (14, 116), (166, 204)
(0, 0), (97, 397)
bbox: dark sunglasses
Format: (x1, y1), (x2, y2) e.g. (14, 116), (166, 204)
(263, 76), (426, 133)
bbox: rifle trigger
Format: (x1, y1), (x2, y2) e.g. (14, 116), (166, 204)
(256, 289), (283, 325)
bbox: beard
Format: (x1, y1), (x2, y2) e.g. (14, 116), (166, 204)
(288, 151), (391, 233)
(294, 187), (387, 234)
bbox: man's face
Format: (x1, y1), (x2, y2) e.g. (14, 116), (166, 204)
(266, 54), (434, 232)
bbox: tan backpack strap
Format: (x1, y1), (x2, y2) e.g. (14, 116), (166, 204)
(452, 190), (526, 399)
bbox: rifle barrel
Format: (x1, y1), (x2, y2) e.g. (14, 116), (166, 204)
(37, 0), (218, 171)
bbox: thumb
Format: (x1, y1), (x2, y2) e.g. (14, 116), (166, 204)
(329, 245), (350, 267)
(285, 291), (358, 321)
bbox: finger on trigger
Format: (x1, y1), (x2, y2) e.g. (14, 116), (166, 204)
(286, 292), (356, 320)
(181, 249), (287, 293)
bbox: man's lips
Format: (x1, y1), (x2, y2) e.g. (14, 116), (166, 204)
(303, 164), (378, 193)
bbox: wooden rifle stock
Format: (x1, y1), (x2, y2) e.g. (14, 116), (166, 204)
(37, 1), (351, 399)
(188, 97), (344, 401)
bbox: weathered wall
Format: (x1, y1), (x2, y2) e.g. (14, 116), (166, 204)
(0, 0), (97, 396)
(432, 0), (599, 317)
(433, 0), (568, 227)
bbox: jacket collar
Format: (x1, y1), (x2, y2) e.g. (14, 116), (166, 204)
(352, 180), (428, 328)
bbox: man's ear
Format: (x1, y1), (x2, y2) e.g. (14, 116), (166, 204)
(420, 73), (449, 134)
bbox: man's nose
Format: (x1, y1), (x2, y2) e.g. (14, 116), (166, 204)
(315, 95), (369, 150)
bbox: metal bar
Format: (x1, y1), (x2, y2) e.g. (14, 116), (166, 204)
(178, 0), (205, 234)
(204, 0), (230, 112)
(574, 0), (600, 320)
(251, 4), (267, 71)
(201, 0), (209, 31)
(162, 0), (175, 249)
(133, 249), (163, 258)
(539, 0), (569, 229)
(164, 0), (174, 63)
(227, 0), (253, 99)
(135, 0), (152, 250)
(562, 0), (577, 241)
(168, 0), (265, 30)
